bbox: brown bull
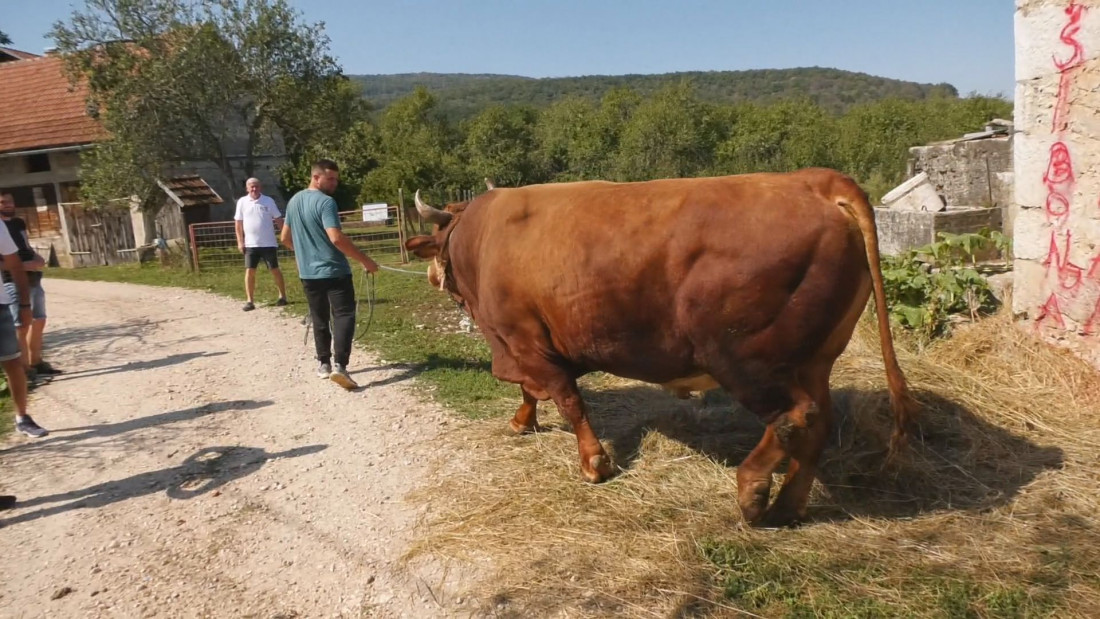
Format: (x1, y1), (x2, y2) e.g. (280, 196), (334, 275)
(406, 168), (917, 527)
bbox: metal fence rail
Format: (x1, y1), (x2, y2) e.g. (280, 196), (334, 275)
(189, 205), (409, 271)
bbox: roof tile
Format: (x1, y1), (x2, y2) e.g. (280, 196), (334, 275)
(0, 55), (106, 154)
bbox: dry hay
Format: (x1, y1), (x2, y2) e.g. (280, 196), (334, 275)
(405, 311), (1100, 617)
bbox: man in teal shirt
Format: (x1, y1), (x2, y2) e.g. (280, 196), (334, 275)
(281, 159), (378, 389)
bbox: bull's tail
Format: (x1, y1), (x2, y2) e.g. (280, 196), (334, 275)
(836, 180), (919, 455)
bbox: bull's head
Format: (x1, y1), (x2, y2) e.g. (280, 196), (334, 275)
(405, 190), (463, 292)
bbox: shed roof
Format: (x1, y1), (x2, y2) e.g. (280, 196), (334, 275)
(157, 175), (224, 209)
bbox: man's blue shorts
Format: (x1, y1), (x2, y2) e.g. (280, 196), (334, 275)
(0, 304), (22, 362)
(3, 282), (46, 327)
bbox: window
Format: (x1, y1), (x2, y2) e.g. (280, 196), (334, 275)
(25, 154), (51, 173)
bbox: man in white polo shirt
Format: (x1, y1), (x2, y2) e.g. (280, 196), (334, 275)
(234, 177), (288, 311)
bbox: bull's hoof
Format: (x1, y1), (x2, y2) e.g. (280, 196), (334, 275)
(581, 454), (613, 483)
(737, 482), (772, 526)
(747, 506), (805, 529)
(508, 418), (543, 435)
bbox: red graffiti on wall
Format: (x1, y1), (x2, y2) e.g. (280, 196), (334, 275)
(1088, 254), (1100, 281)
(1053, 2), (1087, 70)
(1051, 3), (1087, 132)
(1088, 255), (1100, 335)
(1042, 230), (1084, 291)
(1043, 142), (1075, 224)
(1037, 293), (1067, 330)
(1049, 1), (1087, 131)
(1053, 73), (1076, 133)
(1034, 2), (1099, 338)
(1085, 299), (1100, 335)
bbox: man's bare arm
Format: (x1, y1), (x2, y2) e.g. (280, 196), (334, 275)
(235, 220), (245, 252)
(326, 228), (378, 273)
(21, 232), (46, 270)
(280, 221), (294, 250)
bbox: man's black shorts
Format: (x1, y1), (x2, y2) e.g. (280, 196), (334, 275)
(244, 246), (280, 269)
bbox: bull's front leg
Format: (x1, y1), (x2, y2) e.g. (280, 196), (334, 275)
(508, 386), (544, 434)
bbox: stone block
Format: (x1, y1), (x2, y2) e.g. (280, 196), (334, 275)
(1012, 258), (1049, 316)
(881, 172), (945, 212)
(1012, 206), (1053, 260)
(874, 206), (1003, 256)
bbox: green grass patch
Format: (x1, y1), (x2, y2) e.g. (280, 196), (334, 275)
(46, 260), (518, 419)
(700, 539), (1062, 618)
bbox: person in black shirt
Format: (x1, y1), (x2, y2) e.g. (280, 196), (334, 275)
(0, 193), (61, 380)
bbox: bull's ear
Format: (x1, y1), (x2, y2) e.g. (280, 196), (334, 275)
(405, 235), (439, 258)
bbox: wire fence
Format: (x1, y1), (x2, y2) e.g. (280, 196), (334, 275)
(189, 205), (411, 271)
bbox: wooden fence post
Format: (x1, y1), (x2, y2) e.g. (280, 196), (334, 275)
(396, 189), (409, 264)
(188, 223), (201, 272)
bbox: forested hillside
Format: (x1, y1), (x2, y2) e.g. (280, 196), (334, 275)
(283, 78), (1012, 211)
(351, 67), (962, 120)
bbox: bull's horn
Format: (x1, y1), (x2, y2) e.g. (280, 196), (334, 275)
(484, 177), (496, 191)
(414, 189), (452, 226)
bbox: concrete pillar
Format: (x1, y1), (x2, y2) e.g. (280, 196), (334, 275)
(1013, 0), (1100, 367)
(129, 196), (156, 246)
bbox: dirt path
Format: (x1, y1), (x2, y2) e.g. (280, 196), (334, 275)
(0, 279), (475, 618)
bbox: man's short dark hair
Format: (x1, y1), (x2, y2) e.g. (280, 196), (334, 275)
(311, 159), (339, 174)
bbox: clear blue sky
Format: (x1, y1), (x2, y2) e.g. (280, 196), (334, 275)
(3, 0), (1014, 97)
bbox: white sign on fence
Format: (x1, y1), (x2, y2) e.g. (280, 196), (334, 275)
(361, 203), (388, 223)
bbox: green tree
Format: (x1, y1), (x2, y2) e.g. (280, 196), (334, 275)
(0, 30), (11, 45)
(359, 87), (463, 205)
(613, 81), (720, 180)
(532, 89), (641, 182)
(462, 105), (539, 188)
(715, 99), (837, 174)
(50, 0), (361, 208)
(533, 96), (598, 181)
(279, 118), (381, 209)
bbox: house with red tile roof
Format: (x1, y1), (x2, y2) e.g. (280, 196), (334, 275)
(0, 50), (106, 239)
(0, 47), (285, 266)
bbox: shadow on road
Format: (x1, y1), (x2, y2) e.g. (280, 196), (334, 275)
(47, 351), (228, 383)
(2, 399), (274, 455)
(0, 444), (327, 527)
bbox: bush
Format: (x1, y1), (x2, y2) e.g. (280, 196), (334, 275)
(881, 229), (1011, 339)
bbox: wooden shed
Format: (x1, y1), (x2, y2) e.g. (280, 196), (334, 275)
(154, 175), (225, 241)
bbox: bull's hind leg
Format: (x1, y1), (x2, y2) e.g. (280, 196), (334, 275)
(760, 365), (834, 526)
(736, 368), (833, 527)
(735, 386), (813, 526)
(509, 386), (544, 434)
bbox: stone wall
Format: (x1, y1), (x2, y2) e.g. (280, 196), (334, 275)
(1013, 0), (1100, 367)
(875, 206), (1004, 256)
(908, 137), (1014, 208)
